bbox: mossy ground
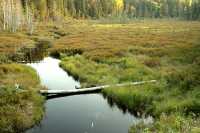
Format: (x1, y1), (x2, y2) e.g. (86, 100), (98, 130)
(57, 20), (200, 132)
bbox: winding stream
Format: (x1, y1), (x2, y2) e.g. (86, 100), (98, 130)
(26, 57), (144, 133)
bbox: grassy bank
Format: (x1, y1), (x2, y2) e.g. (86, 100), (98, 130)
(58, 20), (200, 132)
(0, 64), (44, 133)
(0, 26), (56, 132)
(60, 55), (157, 87)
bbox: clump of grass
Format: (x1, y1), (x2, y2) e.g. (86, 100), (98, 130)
(165, 64), (200, 92)
(35, 38), (53, 49)
(143, 57), (161, 68)
(0, 54), (10, 64)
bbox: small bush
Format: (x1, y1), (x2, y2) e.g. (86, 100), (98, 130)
(143, 57), (161, 68)
(36, 38), (53, 49)
(0, 54), (10, 64)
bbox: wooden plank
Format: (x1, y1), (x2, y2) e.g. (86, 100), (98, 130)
(40, 80), (157, 95)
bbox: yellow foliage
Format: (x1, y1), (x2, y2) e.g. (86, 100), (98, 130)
(115, 0), (124, 12)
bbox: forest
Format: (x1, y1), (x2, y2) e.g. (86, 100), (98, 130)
(0, 0), (200, 32)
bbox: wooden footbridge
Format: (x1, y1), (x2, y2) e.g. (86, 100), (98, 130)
(40, 80), (157, 96)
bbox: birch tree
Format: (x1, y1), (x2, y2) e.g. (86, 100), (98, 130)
(25, 1), (34, 35)
(0, 0), (23, 32)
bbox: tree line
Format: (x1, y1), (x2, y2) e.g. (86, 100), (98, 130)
(0, 0), (200, 31)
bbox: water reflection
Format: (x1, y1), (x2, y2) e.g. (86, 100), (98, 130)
(45, 91), (100, 100)
(23, 47), (47, 63)
(27, 94), (140, 133)
(11, 42), (49, 63)
(103, 93), (148, 117)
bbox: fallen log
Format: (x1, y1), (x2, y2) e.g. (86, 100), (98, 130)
(40, 80), (157, 95)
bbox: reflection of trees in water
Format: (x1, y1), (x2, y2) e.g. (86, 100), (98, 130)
(22, 40), (52, 63)
(102, 93), (147, 117)
(24, 47), (47, 63)
(45, 92), (99, 100)
(102, 93), (128, 114)
(9, 39), (52, 63)
(8, 44), (48, 63)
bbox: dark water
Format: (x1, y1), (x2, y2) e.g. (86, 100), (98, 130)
(26, 57), (151, 133)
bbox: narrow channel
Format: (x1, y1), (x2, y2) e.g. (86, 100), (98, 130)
(26, 57), (141, 133)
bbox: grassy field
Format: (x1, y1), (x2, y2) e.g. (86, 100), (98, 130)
(57, 20), (200, 132)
